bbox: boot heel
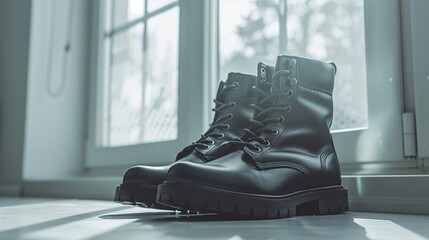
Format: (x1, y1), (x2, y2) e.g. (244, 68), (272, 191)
(296, 188), (349, 216)
(317, 188), (349, 215)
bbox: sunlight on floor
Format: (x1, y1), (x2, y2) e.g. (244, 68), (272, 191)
(354, 218), (428, 240)
(1, 198), (428, 240)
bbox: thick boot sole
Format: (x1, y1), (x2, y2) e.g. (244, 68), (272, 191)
(114, 183), (174, 210)
(157, 182), (349, 219)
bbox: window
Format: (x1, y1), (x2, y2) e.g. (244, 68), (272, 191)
(87, 0), (406, 170)
(212, 0), (406, 167)
(100, 0), (179, 147)
(86, 0), (193, 167)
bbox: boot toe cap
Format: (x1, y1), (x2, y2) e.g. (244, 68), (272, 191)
(165, 160), (254, 193)
(166, 154), (310, 195)
(123, 165), (171, 186)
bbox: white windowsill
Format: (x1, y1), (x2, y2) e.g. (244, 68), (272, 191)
(21, 176), (122, 201)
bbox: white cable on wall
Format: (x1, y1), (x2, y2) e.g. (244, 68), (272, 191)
(46, 0), (75, 98)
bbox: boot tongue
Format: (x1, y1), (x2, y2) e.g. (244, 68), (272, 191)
(256, 62), (274, 107)
(245, 63), (275, 134)
(215, 80), (225, 100)
(257, 62), (274, 91)
(257, 62), (273, 84)
(248, 57), (289, 133)
(272, 56), (292, 93)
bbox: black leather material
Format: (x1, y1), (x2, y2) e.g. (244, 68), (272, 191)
(164, 55), (341, 196)
(192, 73), (257, 160)
(123, 151), (202, 186)
(122, 73), (258, 187)
(167, 150), (309, 195)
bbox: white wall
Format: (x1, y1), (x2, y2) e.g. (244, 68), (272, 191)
(23, 0), (90, 179)
(0, 0), (32, 195)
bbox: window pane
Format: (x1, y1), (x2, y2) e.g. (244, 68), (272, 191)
(143, 8), (179, 142)
(219, 0), (368, 131)
(106, 24), (144, 147)
(100, 8), (179, 147)
(112, 0), (144, 29)
(147, 0), (176, 12)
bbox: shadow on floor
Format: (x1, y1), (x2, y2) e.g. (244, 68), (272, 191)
(90, 211), (368, 240)
(0, 206), (129, 237)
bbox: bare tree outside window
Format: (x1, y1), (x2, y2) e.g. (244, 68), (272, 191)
(220, 0), (367, 131)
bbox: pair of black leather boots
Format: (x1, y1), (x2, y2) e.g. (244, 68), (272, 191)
(115, 55), (349, 219)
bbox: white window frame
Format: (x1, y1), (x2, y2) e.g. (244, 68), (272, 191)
(86, 0), (207, 168)
(332, 0), (410, 171)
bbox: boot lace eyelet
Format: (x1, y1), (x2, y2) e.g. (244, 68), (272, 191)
(286, 105), (291, 112)
(232, 82), (239, 89)
(251, 146), (262, 152)
(262, 140), (271, 147)
(223, 124), (230, 130)
(227, 113), (234, 120)
(287, 90), (294, 97)
(278, 116), (285, 125)
(270, 129), (279, 135)
(230, 102), (236, 108)
(207, 140), (215, 145)
(217, 133), (225, 139)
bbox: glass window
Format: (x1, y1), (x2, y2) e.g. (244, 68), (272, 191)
(143, 8), (179, 143)
(112, 0), (144, 28)
(147, 0), (176, 12)
(219, 0), (368, 131)
(99, 0), (179, 147)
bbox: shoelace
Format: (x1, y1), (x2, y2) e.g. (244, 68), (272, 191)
(230, 70), (292, 152)
(183, 82), (238, 150)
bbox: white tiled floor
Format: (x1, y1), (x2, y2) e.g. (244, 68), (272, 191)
(0, 197), (428, 240)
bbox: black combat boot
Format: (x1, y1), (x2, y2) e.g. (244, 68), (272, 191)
(115, 72), (259, 208)
(157, 55), (348, 218)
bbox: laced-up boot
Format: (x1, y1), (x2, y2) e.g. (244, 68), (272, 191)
(115, 72), (258, 209)
(157, 55), (348, 218)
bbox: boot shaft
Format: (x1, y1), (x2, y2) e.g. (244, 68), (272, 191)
(247, 56), (336, 155)
(269, 55), (336, 153)
(244, 55), (340, 187)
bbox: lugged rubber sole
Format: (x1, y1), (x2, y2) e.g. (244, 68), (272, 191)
(157, 182), (349, 219)
(115, 183), (174, 210)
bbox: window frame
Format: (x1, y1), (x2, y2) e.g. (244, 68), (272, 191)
(332, 0), (407, 168)
(85, 0), (207, 168)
